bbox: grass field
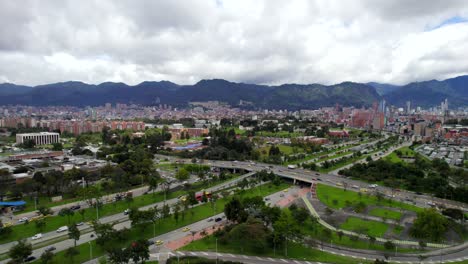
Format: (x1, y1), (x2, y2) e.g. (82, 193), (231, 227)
(340, 217), (389, 237)
(384, 146), (416, 163)
(182, 235), (372, 264)
(258, 144), (304, 158)
(300, 218), (416, 253)
(28, 182), (290, 264)
(368, 208), (402, 221)
(316, 184), (422, 213)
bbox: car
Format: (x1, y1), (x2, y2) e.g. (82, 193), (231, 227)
(352, 185), (359, 189)
(317, 178), (323, 181)
(395, 189), (401, 192)
(24, 256), (36, 262)
(207, 218), (214, 222)
(76, 222), (84, 226)
(264, 197), (270, 201)
(45, 246), (56, 252)
(182, 227), (191, 232)
(283, 189), (289, 192)
(70, 205), (81, 211)
(215, 217), (222, 222)
(123, 209), (130, 215)
(416, 192), (423, 195)
(155, 240), (164, 245)
(315, 173), (320, 176)
(335, 182), (343, 186)
(279, 194), (284, 197)
(32, 233), (43, 240)
(18, 217), (29, 223)
(56, 226), (68, 233)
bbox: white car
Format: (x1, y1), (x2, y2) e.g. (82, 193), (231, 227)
(32, 233), (43, 240)
(56, 226), (69, 233)
(18, 217), (29, 223)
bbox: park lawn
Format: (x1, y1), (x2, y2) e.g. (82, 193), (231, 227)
(300, 218), (416, 253)
(182, 235), (372, 264)
(384, 152), (403, 163)
(340, 217), (389, 237)
(398, 146), (416, 157)
(369, 208), (402, 221)
(384, 146), (416, 163)
(30, 182), (290, 264)
(316, 184), (423, 213)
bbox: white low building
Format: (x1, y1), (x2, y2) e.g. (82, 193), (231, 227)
(16, 132), (60, 146)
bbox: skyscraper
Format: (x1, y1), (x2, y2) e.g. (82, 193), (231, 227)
(406, 101), (411, 114)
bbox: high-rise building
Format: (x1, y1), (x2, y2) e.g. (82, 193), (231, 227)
(406, 101), (411, 114)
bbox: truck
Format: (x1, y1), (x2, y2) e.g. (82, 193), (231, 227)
(287, 165), (297, 169)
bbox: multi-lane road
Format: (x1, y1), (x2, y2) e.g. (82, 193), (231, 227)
(1, 149), (467, 263)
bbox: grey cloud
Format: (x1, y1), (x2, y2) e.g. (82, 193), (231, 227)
(0, 0), (468, 86)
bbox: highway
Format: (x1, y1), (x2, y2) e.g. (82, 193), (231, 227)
(0, 171), (255, 256)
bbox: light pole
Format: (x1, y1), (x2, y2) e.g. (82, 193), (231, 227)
(96, 201), (99, 221)
(216, 238), (218, 264)
(89, 241), (92, 260)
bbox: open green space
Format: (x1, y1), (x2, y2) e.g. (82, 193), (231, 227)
(300, 217), (417, 253)
(316, 184), (422, 213)
(384, 146), (416, 163)
(369, 208), (402, 221)
(28, 182), (290, 264)
(182, 235), (371, 264)
(340, 217), (389, 237)
(258, 144), (305, 158)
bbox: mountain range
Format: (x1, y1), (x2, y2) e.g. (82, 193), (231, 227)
(0, 76), (466, 110)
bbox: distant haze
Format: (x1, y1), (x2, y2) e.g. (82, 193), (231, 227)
(1, 1), (468, 86)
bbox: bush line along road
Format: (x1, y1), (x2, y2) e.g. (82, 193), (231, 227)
(2, 155), (467, 263)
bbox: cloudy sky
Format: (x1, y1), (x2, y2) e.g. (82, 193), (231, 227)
(1, 0), (468, 86)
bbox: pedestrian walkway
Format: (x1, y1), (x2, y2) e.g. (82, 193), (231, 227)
(301, 195), (448, 248)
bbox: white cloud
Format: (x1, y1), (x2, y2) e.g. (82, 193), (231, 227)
(1, 0), (468, 86)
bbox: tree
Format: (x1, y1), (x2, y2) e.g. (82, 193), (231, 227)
(64, 247), (79, 263)
(383, 240), (395, 251)
(52, 142), (63, 151)
(224, 197), (247, 223)
(68, 224), (81, 247)
(38, 206), (53, 216)
(59, 208), (75, 224)
(173, 204), (180, 224)
(40, 249), (55, 264)
(148, 176), (159, 195)
(175, 168), (190, 181)
(35, 219), (46, 232)
(410, 209), (448, 242)
(9, 239), (32, 263)
(162, 204), (170, 219)
(21, 139), (36, 149)
(337, 231), (344, 241)
(128, 239), (150, 264)
(108, 248), (129, 264)
(273, 211), (301, 257)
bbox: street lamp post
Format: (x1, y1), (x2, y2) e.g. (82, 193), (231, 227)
(89, 241), (92, 260)
(216, 238), (218, 264)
